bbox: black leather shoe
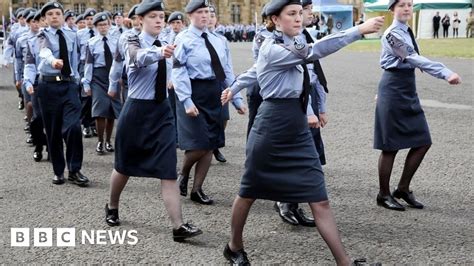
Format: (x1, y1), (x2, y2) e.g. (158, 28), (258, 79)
(96, 141), (105, 155)
(172, 222), (202, 242)
(18, 99), (24, 110)
(92, 127), (98, 136)
(68, 171), (89, 187)
(105, 204), (120, 226)
(24, 124), (30, 132)
(52, 175), (65, 185)
(213, 149), (227, 163)
(178, 174), (189, 196)
(274, 202), (299, 225)
(23, 115), (28, 121)
(293, 207), (316, 227)
(376, 194), (405, 211)
(352, 258), (381, 266)
(26, 135), (33, 145)
(393, 189), (424, 209)
(33, 151), (42, 162)
(105, 141), (114, 152)
(82, 127), (92, 138)
(190, 189), (214, 205)
(223, 244), (251, 266)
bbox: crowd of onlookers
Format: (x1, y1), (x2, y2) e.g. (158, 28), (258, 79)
(433, 11), (474, 38)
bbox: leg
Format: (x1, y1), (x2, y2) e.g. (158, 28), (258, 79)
(96, 117), (106, 142)
(161, 179), (183, 228)
(378, 150), (398, 196)
(309, 201), (350, 266)
(62, 85), (83, 173)
(108, 169), (130, 209)
(181, 150), (208, 177)
(398, 145), (431, 192)
(229, 196), (255, 251)
(191, 150), (213, 192)
(105, 118), (115, 142)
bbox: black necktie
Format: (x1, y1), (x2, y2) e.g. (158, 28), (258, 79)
(407, 27), (420, 54)
(153, 40), (167, 103)
(300, 64), (311, 113)
(119, 27), (123, 34)
(103, 36), (112, 70)
(201, 32), (226, 82)
(303, 29), (329, 93)
(89, 29), (95, 38)
(57, 29), (71, 77)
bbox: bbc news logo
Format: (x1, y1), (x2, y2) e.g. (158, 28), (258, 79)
(11, 228), (138, 247)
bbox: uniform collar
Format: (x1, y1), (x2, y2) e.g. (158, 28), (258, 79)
(48, 26), (59, 34)
(189, 24), (209, 37)
(141, 31), (159, 46)
(392, 19), (409, 32)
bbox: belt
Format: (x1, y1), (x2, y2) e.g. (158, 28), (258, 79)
(40, 75), (75, 83)
(385, 68), (415, 73)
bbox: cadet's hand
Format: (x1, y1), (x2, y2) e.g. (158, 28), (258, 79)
(27, 86), (34, 95)
(358, 16), (385, 35)
(447, 73), (461, 85)
(186, 105), (199, 117)
(236, 105), (247, 115)
(167, 81), (174, 89)
(162, 44), (176, 58)
(221, 88), (233, 105)
(15, 80), (22, 90)
(319, 112), (328, 128)
(52, 59), (64, 69)
(308, 114), (320, 128)
(108, 91), (116, 98)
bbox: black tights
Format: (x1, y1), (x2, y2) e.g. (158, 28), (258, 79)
(378, 145), (431, 196)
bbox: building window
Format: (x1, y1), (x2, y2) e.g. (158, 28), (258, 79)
(231, 4), (241, 24)
(73, 3), (86, 14)
(113, 4), (124, 13)
(32, 2), (39, 9)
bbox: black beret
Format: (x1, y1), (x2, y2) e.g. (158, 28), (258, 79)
(40, 1), (64, 17)
(75, 14), (84, 23)
(33, 10), (42, 21)
(388, 0), (398, 10)
(136, 0), (165, 16)
(83, 8), (97, 18)
(185, 0), (209, 13)
(22, 8), (36, 20)
(168, 11), (185, 23)
(15, 8), (25, 18)
(266, 0), (302, 17)
(64, 10), (76, 20)
(302, 0), (312, 7)
(127, 4), (140, 18)
(113, 12), (124, 19)
(93, 12), (109, 25)
(26, 11), (36, 22)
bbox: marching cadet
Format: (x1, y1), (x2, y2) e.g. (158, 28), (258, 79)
(173, 0), (246, 205)
(220, 0), (384, 264)
(4, 8), (30, 110)
(64, 10), (77, 32)
(82, 12), (122, 155)
(15, 8), (37, 144)
(24, 11), (48, 162)
(75, 14), (86, 30)
(374, 0), (461, 211)
(108, 4), (141, 103)
(104, 0), (203, 242)
(110, 12), (126, 37)
(207, 5), (231, 163)
(31, 1), (89, 186)
(77, 8), (98, 138)
(165, 11), (186, 145)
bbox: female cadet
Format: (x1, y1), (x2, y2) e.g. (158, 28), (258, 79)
(221, 0), (384, 264)
(24, 11), (48, 162)
(82, 13), (122, 155)
(374, 0), (461, 211)
(108, 4), (141, 103)
(104, 0), (202, 242)
(75, 14), (86, 30)
(172, 0), (246, 205)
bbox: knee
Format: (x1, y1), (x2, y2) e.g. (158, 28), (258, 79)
(311, 200), (330, 210)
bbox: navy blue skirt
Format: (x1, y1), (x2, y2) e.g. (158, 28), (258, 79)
(114, 98), (177, 179)
(91, 67), (122, 119)
(176, 79), (224, 151)
(239, 98), (328, 203)
(374, 69), (432, 151)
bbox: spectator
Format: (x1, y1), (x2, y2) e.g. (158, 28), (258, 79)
(441, 13), (450, 38)
(326, 14), (333, 34)
(452, 12), (460, 38)
(433, 11), (441, 38)
(466, 11), (474, 38)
